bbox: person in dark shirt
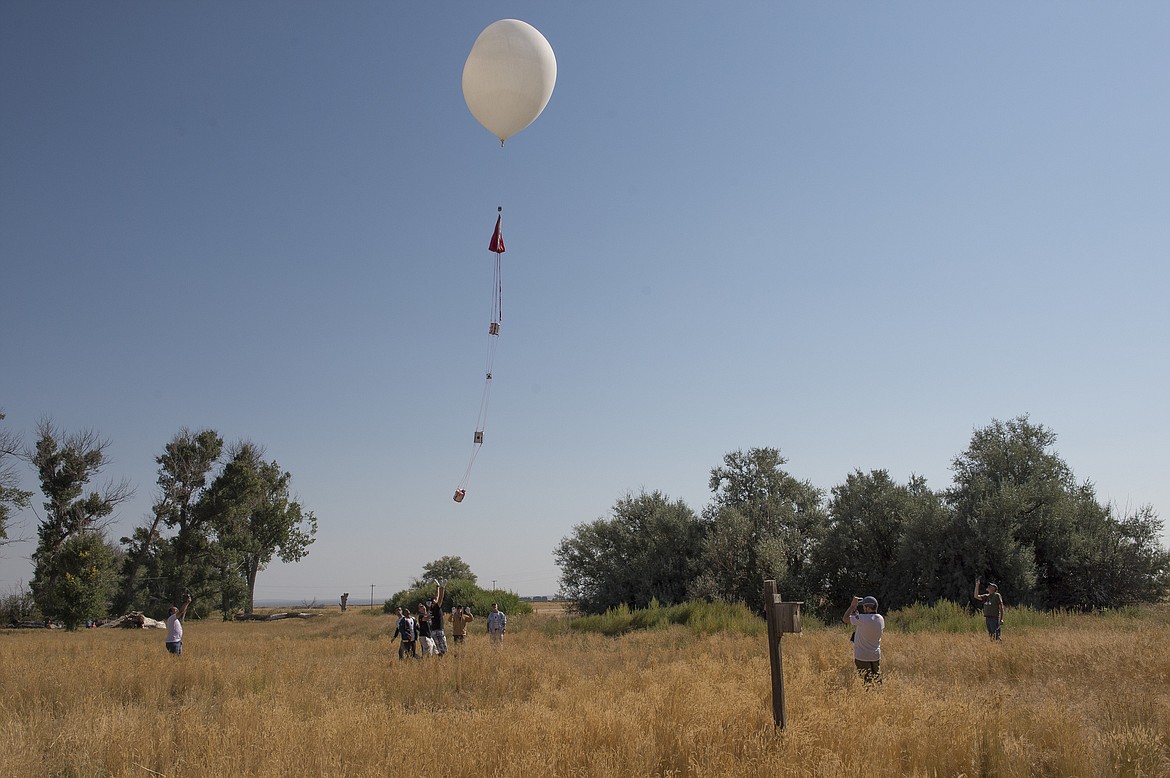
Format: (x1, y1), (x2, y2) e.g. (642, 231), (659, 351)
(974, 578), (1005, 640)
(427, 579), (447, 656)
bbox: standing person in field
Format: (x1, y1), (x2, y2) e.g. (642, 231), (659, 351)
(843, 595), (884, 683)
(974, 578), (1004, 640)
(449, 605), (473, 645)
(165, 594), (192, 656)
(392, 607), (417, 659)
(428, 579), (447, 656)
(487, 602), (506, 643)
(416, 603), (436, 655)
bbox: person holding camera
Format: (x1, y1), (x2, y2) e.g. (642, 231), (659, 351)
(449, 604), (473, 644)
(165, 594), (192, 656)
(843, 594), (884, 683)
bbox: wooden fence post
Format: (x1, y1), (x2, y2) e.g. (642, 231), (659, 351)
(763, 579), (786, 729)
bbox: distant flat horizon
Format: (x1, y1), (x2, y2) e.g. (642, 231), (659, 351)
(253, 596), (556, 609)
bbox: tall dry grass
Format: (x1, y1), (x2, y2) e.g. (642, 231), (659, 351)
(2, 606), (1169, 777)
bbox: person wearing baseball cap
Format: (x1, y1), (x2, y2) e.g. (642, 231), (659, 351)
(974, 578), (1004, 640)
(843, 594), (884, 683)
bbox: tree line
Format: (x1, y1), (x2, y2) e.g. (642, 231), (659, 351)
(554, 416), (1170, 616)
(0, 416), (316, 629)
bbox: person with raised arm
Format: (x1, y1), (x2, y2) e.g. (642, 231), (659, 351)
(974, 578), (1005, 640)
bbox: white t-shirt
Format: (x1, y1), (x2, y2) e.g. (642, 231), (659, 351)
(487, 610), (506, 635)
(849, 612), (884, 662)
(166, 613), (183, 643)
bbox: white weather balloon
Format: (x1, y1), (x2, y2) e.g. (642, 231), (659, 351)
(462, 19), (557, 144)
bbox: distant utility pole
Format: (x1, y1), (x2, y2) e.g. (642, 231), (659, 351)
(492, 579), (497, 591)
(370, 584), (374, 608)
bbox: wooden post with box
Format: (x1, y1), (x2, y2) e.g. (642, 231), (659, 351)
(763, 579), (802, 729)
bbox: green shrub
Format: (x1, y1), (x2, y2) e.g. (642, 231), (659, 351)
(383, 581), (531, 619)
(558, 599), (1170, 638)
(567, 599), (767, 637)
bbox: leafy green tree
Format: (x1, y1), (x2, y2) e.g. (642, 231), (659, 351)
(0, 411), (33, 546)
(816, 470), (906, 609)
(890, 476), (963, 606)
(554, 490), (704, 614)
(813, 470), (953, 610)
(947, 417), (1090, 607)
(1073, 504), (1170, 608)
(198, 442), (317, 615)
(414, 556), (477, 587)
(945, 416), (1170, 609)
(691, 448), (826, 606)
(115, 524), (173, 614)
(687, 506), (767, 606)
(33, 531), (120, 629)
(117, 428), (223, 612)
(29, 420), (132, 622)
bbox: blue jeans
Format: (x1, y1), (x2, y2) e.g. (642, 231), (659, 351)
(985, 617), (1001, 640)
(166, 640), (183, 655)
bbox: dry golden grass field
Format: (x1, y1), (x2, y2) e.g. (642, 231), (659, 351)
(2, 606), (1169, 777)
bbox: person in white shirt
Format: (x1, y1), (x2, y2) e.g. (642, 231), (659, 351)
(165, 594), (191, 655)
(843, 595), (884, 683)
(486, 602), (506, 643)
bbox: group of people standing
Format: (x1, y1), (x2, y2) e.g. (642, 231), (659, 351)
(843, 577), (1008, 684)
(162, 578), (1005, 675)
(160, 582), (510, 660)
(391, 580), (507, 659)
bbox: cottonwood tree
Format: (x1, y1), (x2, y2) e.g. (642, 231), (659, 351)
(946, 416), (1169, 609)
(555, 490), (704, 614)
(690, 448), (826, 606)
(890, 476), (965, 606)
(198, 442), (316, 615)
(947, 417), (1086, 607)
(117, 428), (223, 612)
(814, 470), (951, 610)
(0, 411), (33, 546)
(414, 556), (478, 586)
(29, 420), (132, 626)
(1075, 504), (1170, 607)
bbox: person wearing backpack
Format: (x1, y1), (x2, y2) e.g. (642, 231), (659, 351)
(392, 607), (417, 659)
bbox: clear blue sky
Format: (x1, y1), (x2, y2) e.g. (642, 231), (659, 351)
(3, 3), (1168, 603)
